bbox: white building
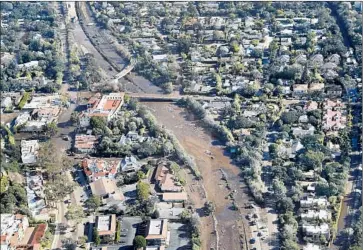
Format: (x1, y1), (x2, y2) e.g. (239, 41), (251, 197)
(121, 156), (141, 173)
(21, 140), (39, 164)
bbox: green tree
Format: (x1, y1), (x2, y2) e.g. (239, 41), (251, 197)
(93, 228), (101, 246)
(90, 116), (107, 130)
(136, 182), (150, 201)
(45, 121), (58, 136)
(65, 204), (85, 223)
(85, 196), (101, 212)
(133, 235), (146, 249)
(0, 175), (9, 193)
(115, 221), (121, 242)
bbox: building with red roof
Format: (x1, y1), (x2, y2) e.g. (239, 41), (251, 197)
(82, 158), (121, 182)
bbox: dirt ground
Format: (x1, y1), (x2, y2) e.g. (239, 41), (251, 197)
(0, 113), (19, 125)
(146, 102), (251, 250)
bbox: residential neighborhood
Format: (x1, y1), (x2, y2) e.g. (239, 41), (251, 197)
(0, 2), (362, 250)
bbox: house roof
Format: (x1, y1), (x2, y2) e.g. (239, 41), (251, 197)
(145, 219), (168, 240)
(90, 178), (118, 197)
(162, 192), (188, 201)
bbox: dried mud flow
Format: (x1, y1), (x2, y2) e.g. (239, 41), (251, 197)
(146, 102), (252, 250)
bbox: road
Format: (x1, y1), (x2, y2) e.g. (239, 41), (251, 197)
(51, 201), (66, 249)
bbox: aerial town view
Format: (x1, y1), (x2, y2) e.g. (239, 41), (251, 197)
(0, 1), (362, 250)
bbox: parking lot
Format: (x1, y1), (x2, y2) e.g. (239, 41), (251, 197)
(118, 216), (143, 249)
(166, 223), (191, 250)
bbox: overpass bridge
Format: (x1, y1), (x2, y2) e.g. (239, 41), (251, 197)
(127, 92), (232, 102)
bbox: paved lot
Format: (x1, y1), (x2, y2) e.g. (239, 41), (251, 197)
(118, 216), (143, 249)
(166, 223), (191, 250)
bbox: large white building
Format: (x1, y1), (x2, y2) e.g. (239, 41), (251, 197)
(79, 93), (124, 127)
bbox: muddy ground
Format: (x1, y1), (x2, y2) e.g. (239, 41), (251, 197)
(146, 102), (253, 250)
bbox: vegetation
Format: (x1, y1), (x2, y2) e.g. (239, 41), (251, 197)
(85, 196), (101, 212)
(136, 181), (150, 201)
(133, 235), (146, 249)
(18, 92), (31, 109)
(93, 228), (101, 246)
(65, 204), (85, 223)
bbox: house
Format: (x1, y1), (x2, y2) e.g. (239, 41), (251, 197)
(121, 156), (141, 173)
(95, 215), (117, 238)
(21, 140), (39, 164)
(162, 192), (188, 203)
(17, 61), (39, 69)
(325, 85), (343, 97)
(90, 178), (119, 197)
(304, 101), (319, 111)
(326, 141), (341, 158)
(22, 94), (62, 110)
(81, 158), (121, 182)
(303, 243), (321, 250)
(308, 83), (325, 93)
(20, 121), (45, 133)
(301, 170), (316, 181)
(153, 54), (168, 62)
(302, 223), (330, 240)
(145, 219), (169, 246)
(322, 99), (346, 131)
(293, 84), (309, 96)
(31, 107), (61, 123)
(299, 115), (309, 123)
(1, 214), (29, 250)
(326, 54), (340, 64)
(280, 37), (292, 46)
(119, 131), (145, 145)
(300, 209), (331, 221)
(292, 126), (315, 137)
(323, 109), (346, 131)
(309, 54), (324, 67)
(79, 93), (124, 127)
(26, 172), (49, 220)
(0, 214), (46, 250)
(74, 134), (98, 154)
(154, 165), (182, 192)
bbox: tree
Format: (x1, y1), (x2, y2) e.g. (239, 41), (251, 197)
(38, 142), (74, 176)
(93, 228), (101, 246)
(90, 116), (107, 130)
(162, 141), (174, 156)
(204, 201), (215, 215)
(44, 175), (75, 207)
(70, 111), (79, 125)
(45, 121), (58, 136)
(85, 196), (101, 212)
(0, 175), (9, 193)
(65, 205), (85, 223)
(280, 111), (300, 124)
(299, 150), (325, 172)
(133, 235), (146, 249)
(136, 182), (150, 201)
